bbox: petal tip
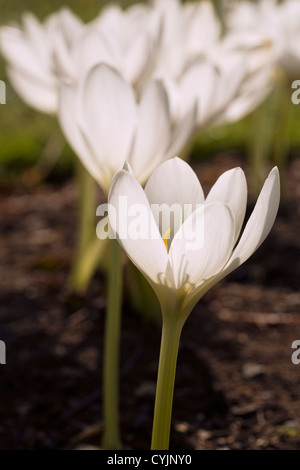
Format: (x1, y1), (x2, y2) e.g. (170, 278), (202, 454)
(122, 161), (132, 173)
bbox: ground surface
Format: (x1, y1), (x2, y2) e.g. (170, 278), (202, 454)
(0, 155), (300, 450)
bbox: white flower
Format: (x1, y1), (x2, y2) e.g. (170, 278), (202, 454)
(0, 8), (84, 113)
(160, 48), (273, 128)
(148, 0), (274, 127)
(213, 36), (275, 124)
(53, 3), (161, 90)
(108, 158), (280, 321)
(152, 0), (222, 80)
(58, 64), (197, 193)
(226, 0), (300, 80)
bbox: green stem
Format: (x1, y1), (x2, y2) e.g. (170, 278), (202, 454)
(248, 96), (273, 198)
(272, 74), (291, 197)
(151, 319), (183, 450)
(68, 158), (97, 293)
(102, 239), (123, 450)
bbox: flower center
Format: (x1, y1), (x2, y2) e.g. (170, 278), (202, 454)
(163, 228), (171, 253)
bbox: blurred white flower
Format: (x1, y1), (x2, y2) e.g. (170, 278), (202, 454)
(108, 157), (280, 320)
(0, 8), (83, 113)
(54, 3), (161, 90)
(226, 0), (300, 80)
(160, 48), (273, 128)
(0, 0), (275, 126)
(152, 0), (222, 80)
(58, 63), (197, 193)
(149, 0), (274, 127)
(213, 34), (276, 124)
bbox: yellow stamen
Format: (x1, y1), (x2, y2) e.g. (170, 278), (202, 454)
(163, 228), (171, 253)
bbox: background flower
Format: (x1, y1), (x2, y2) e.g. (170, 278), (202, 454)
(59, 63), (197, 192)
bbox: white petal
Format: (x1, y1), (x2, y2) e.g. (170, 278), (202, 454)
(22, 12), (50, 68)
(221, 167), (280, 276)
(208, 53), (248, 123)
(123, 34), (149, 84)
(57, 7), (84, 45)
(0, 26), (52, 83)
(52, 30), (77, 80)
(166, 103), (197, 157)
(220, 66), (273, 124)
(179, 61), (217, 125)
(187, 1), (221, 55)
(108, 168), (168, 285)
(129, 80), (171, 183)
(144, 157), (204, 236)
(169, 201), (235, 289)
(206, 168), (247, 243)
(77, 64), (137, 173)
(97, 5), (124, 42)
(153, 0), (183, 45)
(145, 158), (204, 241)
(58, 81), (102, 184)
(72, 29), (118, 80)
(7, 65), (57, 114)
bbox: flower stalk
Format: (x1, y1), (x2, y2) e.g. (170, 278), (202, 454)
(68, 158), (98, 292)
(151, 317), (183, 450)
(102, 238), (123, 450)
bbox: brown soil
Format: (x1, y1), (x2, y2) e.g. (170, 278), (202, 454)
(0, 155), (300, 450)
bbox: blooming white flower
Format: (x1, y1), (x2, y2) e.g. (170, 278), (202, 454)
(226, 0), (300, 80)
(108, 158), (280, 321)
(54, 2), (161, 90)
(0, 8), (83, 113)
(159, 47), (273, 128)
(148, 0), (274, 127)
(58, 64), (197, 193)
(152, 0), (222, 80)
(0, 0), (274, 126)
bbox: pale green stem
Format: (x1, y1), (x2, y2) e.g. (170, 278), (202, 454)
(248, 96), (274, 198)
(151, 319), (183, 450)
(102, 239), (123, 450)
(68, 158), (97, 293)
(70, 236), (108, 294)
(272, 74), (291, 197)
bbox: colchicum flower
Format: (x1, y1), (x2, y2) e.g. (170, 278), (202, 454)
(0, 8), (83, 113)
(159, 50), (273, 128)
(109, 157), (280, 323)
(108, 157), (280, 450)
(226, 0), (300, 80)
(58, 64), (196, 193)
(151, 0), (222, 80)
(53, 2), (161, 91)
(147, 0), (274, 127)
(0, 3), (161, 114)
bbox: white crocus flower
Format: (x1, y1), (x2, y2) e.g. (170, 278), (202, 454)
(161, 47), (273, 128)
(53, 21), (161, 91)
(54, 3), (161, 90)
(213, 34), (276, 125)
(58, 64), (197, 194)
(226, 0), (300, 80)
(108, 158), (280, 322)
(152, 0), (222, 80)
(148, 0), (274, 127)
(0, 8), (84, 113)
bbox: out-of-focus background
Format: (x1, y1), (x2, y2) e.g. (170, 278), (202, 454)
(2, 0), (300, 182)
(0, 0), (300, 450)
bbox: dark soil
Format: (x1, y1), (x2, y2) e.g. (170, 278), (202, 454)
(0, 155), (300, 450)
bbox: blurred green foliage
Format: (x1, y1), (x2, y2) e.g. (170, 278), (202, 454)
(0, 0), (300, 180)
